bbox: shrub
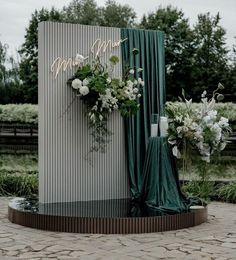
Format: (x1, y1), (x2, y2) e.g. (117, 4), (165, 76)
(0, 104), (38, 125)
(182, 181), (215, 201)
(166, 102), (236, 128)
(0, 173), (38, 196)
(0, 154), (38, 175)
(216, 182), (236, 203)
(0, 102), (236, 127)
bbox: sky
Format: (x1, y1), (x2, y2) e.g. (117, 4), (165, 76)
(0, 0), (235, 56)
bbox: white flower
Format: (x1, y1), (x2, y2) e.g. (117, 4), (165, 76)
(201, 90), (207, 98)
(99, 114), (103, 121)
(83, 78), (89, 86)
(133, 88), (139, 94)
(137, 94), (141, 98)
(90, 113), (95, 122)
(220, 142), (227, 151)
(127, 80), (133, 88)
(71, 79), (82, 89)
(129, 69), (134, 74)
(202, 156), (210, 163)
(219, 117), (229, 127)
(172, 146), (181, 158)
(106, 77), (111, 84)
(75, 53), (86, 64)
(92, 105), (98, 111)
(138, 77), (142, 84)
(79, 86), (89, 96)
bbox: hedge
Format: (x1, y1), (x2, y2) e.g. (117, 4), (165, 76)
(0, 103), (236, 125)
(166, 102), (236, 122)
(0, 104), (38, 125)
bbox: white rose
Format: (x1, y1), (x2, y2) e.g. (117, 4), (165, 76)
(129, 69), (134, 74)
(133, 88), (139, 94)
(71, 79), (82, 89)
(79, 86), (89, 96)
(137, 94), (141, 98)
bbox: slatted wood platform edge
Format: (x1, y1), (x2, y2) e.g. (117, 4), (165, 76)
(8, 206), (207, 234)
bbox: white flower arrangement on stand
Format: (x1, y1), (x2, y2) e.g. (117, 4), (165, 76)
(166, 84), (231, 183)
(67, 50), (144, 152)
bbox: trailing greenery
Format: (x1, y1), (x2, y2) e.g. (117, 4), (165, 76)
(0, 104), (38, 124)
(0, 173), (38, 196)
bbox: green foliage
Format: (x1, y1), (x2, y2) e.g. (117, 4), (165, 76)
(0, 41), (23, 104)
(216, 182), (236, 203)
(0, 104), (38, 124)
(1, 102), (236, 126)
(140, 7), (234, 102)
(62, 0), (136, 27)
(99, 0), (136, 28)
(182, 181), (215, 201)
(0, 173), (38, 196)
(62, 0), (99, 25)
(191, 13), (229, 99)
(18, 8), (64, 104)
(0, 154), (38, 175)
(166, 102), (236, 125)
(140, 5), (195, 100)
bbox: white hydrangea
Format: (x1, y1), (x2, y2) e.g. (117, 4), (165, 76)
(71, 79), (82, 89)
(79, 86), (89, 96)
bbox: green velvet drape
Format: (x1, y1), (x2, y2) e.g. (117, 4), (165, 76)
(121, 28), (166, 199)
(121, 28), (201, 213)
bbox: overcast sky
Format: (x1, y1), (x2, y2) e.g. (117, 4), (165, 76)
(0, 0), (235, 56)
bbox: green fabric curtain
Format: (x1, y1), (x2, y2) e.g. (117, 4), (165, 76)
(121, 28), (166, 199)
(121, 28), (201, 214)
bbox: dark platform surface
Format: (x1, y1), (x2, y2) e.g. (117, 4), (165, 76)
(8, 198), (207, 234)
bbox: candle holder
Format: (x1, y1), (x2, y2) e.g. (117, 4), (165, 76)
(151, 114), (159, 137)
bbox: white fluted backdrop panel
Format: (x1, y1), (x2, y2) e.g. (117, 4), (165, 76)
(38, 22), (129, 203)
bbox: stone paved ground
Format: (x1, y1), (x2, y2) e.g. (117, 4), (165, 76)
(1, 198), (236, 259)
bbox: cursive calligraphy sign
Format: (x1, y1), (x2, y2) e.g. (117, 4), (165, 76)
(51, 38), (127, 78)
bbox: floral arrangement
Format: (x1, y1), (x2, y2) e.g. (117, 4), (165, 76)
(166, 84), (231, 163)
(67, 50), (144, 152)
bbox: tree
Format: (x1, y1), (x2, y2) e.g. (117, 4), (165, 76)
(224, 41), (236, 101)
(191, 12), (229, 99)
(99, 0), (136, 28)
(62, 0), (99, 25)
(18, 8), (63, 103)
(140, 6), (195, 100)
(0, 41), (23, 104)
(19, 0), (136, 103)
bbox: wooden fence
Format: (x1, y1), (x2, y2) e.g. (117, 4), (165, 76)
(0, 123), (236, 154)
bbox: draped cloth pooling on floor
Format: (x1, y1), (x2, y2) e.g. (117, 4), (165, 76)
(121, 28), (200, 215)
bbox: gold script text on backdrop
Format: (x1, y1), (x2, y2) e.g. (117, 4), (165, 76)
(51, 38), (127, 79)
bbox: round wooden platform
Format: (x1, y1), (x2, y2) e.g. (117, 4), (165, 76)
(8, 199), (207, 234)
